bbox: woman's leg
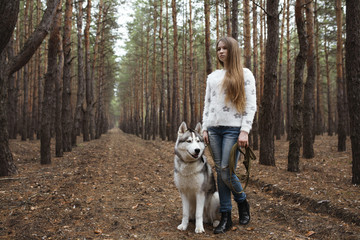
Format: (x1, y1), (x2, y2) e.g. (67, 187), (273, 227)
(208, 127), (232, 213)
(219, 127), (246, 203)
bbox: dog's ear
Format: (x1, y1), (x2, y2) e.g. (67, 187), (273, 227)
(178, 122), (187, 135)
(195, 122), (202, 134)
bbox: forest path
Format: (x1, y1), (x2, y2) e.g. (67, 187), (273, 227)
(1, 128), (359, 239)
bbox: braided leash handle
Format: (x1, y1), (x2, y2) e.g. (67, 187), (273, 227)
(229, 144), (256, 193)
(208, 142), (256, 194)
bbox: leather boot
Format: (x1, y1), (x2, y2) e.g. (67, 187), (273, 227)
(238, 199), (250, 225)
(214, 211), (232, 234)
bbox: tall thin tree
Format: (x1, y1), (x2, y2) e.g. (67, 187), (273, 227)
(288, 0), (307, 172)
(62, 0), (73, 152)
(302, 0), (315, 158)
(345, 0), (360, 184)
(336, 0), (346, 151)
(259, 0), (280, 166)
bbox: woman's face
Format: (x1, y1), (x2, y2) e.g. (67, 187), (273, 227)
(217, 41), (228, 65)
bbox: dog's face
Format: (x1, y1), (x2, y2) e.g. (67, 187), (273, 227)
(175, 122), (205, 163)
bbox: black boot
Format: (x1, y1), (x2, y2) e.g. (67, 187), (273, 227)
(214, 211), (232, 234)
(238, 199), (250, 225)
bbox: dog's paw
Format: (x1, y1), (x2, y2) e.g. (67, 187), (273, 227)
(195, 226), (205, 233)
(213, 220), (220, 227)
(177, 223), (188, 231)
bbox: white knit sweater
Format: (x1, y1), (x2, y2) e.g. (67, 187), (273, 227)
(202, 68), (257, 134)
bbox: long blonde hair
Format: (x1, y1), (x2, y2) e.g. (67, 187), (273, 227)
(216, 37), (246, 113)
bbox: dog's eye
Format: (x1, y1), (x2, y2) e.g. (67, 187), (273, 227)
(186, 140), (192, 143)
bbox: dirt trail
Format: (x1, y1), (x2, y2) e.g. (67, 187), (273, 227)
(1, 128), (359, 239)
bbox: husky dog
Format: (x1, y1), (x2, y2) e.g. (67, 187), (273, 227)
(174, 122), (220, 233)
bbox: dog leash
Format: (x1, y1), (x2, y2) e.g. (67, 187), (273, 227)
(207, 143), (256, 194)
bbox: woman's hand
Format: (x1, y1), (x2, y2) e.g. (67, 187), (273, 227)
(238, 131), (249, 148)
(203, 130), (209, 144)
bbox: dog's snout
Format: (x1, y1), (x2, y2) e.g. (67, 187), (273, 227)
(195, 148), (200, 154)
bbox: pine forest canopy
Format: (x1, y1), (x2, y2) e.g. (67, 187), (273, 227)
(0, 0), (359, 184)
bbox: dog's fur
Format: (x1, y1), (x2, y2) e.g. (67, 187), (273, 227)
(174, 122), (220, 233)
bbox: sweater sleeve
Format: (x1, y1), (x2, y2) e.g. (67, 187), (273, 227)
(202, 77), (211, 131)
(241, 68), (257, 134)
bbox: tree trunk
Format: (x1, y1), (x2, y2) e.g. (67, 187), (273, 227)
(21, 0), (31, 141)
(232, 0), (239, 40)
(251, 0), (259, 150)
(7, 40), (17, 140)
(159, 0), (166, 140)
(90, 0), (103, 140)
(345, 0), (360, 184)
(259, 0), (280, 166)
(171, 0), (180, 141)
(189, 0), (196, 128)
(275, 0), (286, 140)
(72, 0), (85, 146)
(336, 0), (346, 152)
(83, 0), (92, 142)
(259, 0), (265, 101)
(62, 0), (73, 152)
(314, 0), (323, 136)
(0, 0), (20, 175)
(243, 0), (251, 69)
(215, 0), (220, 69)
(204, 0), (212, 76)
(166, 0), (171, 140)
(302, 0), (315, 158)
(55, 28), (63, 157)
(225, 0), (231, 36)
(288, 0), (307, 172)
(41, 0), (62, 164)
(286, 0), (291, 140)
(151, 0), (158, 140)
(324, 27), (333, 136)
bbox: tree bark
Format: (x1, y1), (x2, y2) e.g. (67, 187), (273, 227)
(231, 0), (239, 40)
(345, 0), (360, 184)
(159, 0), (166, 140)
(286, 0), (291, 140)
(72, 0), (85, 146)
(336, 0), (346, 152)
(302, 0), (315, 158)
(171, 0), (180, 141)
(243, 0), (251, 69)
(151, 0), (158, 140)
(189, 0), (196, 128)
(55, 25), (63, 157)
(166, 0), (171, 140)
(275, 0), (286, 140)
(41, 0), (62, 164)
(225, 0), (231, 36)
(204, 0), (212, 76)
(0, 0), (20, 175)
(251, 0), (259, 150)
(324, 27), (333, 136)
(21, 0), (31, 141)
(259, 0), (280, 166)
(83, 0), (92, 141)
(62, 0), (73, 152)
(288, 0), (307, 172)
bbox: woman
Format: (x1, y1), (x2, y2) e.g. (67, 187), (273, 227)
(202, 36), (256, 234)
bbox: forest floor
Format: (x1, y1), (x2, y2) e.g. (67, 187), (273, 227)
(1, 128), (359, 240)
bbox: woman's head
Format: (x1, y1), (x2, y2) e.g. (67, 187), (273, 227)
(216, 36), (246, 113)
(216, 37), (243, 70)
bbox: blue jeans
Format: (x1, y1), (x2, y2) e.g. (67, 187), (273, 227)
(208, 126), (246, 212)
